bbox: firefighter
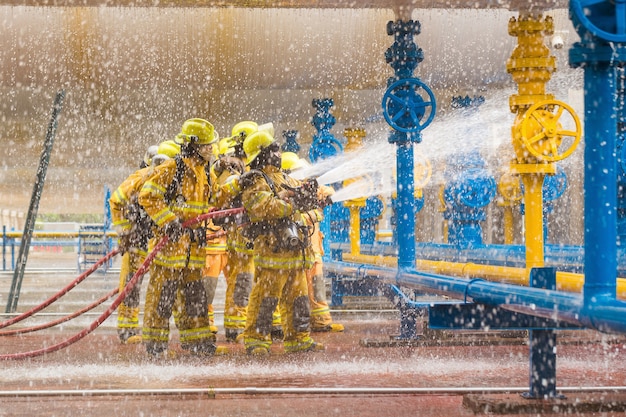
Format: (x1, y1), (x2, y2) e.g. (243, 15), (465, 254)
(109, 142), (179, 344)
(138, 118), (225, 357)
(200, 136), (241, 336)
(239, 130), (325, 355)
(281, 152), (344, 333)
(210, 122), (258, 343)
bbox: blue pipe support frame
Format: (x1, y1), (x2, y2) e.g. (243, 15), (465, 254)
(324, 259), (626, 334)
(396, 141), (416, 269)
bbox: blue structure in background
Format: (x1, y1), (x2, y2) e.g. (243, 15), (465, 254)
(360, 197), (385, 244)
(308, 98), (344, 260)
(308, 98), (343, 163)
(382, 19), (436, 269)
(443, 150), (496, 247)
(325, 0), (626, 399)
(281, 130), (301, 153)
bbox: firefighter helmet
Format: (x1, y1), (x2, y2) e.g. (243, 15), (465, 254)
(175, 118), (219, 145)
(231, 121), (258, 138)
(281, 152), (310, 172)
(257, 122), (275, 138)
(157, 140), (181, 158)
(218, 137), (237, 156)
(243, 130), (275, 163)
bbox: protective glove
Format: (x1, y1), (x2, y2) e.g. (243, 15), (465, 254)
(238, 170), (259, 189)
(162, 219), (184, 241)
(214, 156), (245, 176)
(319, 195), (334, 208)
(289, 185), (321, 212)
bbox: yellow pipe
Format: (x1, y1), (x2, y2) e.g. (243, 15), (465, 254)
(348, 205), (361, 256)
(503, 207), (514, 244)
(342, 253), (626, 300)
(521, 173), (545, 271)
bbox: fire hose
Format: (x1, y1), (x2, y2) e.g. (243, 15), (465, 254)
(0, 249), (119, 329)
(0, 207), (244, 361)
(0, 288), (119, 336)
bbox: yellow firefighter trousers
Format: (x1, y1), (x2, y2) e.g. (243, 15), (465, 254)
(307, 261), (333, 329)
(243, 266), (313, 352)
(223, 251), (253, 333)
(143, 264), (214, 354)
(203, 252), (229, 327)
(117, 252), (146, 339)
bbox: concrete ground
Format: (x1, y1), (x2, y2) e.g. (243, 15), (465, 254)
(1, 251), (626, 416)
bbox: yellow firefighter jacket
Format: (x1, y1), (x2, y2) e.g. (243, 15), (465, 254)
(110, 166), (153, 234)
(138, 156), (211, 269)
(241, 165), (314, 270)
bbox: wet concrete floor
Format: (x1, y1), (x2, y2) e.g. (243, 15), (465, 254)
(2, 252), (626, 416)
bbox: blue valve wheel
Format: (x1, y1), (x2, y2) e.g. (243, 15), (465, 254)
(570, 0), (626, 42)
(382, 78), (436, 133)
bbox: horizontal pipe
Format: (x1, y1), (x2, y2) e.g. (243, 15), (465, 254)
(325, 260), (626, 334)
(0, 385), (624, 398)
(342, 253), (626, 299)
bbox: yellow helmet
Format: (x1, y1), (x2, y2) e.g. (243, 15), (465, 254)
(244, 130), (275, 163)
(157, 140), (181, 158)
(218, 136), (237, 156)
(175, 118), (219, 146)
(231, 121), (258, 138)
(281, 152), (310, 172)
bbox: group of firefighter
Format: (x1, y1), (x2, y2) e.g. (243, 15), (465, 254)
(109, 118), (343, 358)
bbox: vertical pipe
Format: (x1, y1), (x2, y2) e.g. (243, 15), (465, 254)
(522, 174), (545, 271)
(348, 206), (361, 255)
(2, 226), (5, 271)
(584, 65), (618, 302)
(397, 141), (416, 269)
(503, 207), (514, 244)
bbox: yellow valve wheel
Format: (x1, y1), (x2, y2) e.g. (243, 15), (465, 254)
(520, 99), (582, 163)
(498, 172), (522, 203)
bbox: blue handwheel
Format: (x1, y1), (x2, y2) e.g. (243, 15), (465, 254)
(570, 0), (626, 42)
(382, 78), (436, 133)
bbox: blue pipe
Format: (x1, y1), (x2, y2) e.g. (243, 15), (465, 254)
(325, 259), (626, 334)
(582, 61), (618, 303)
(396, 141), (416, 269)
